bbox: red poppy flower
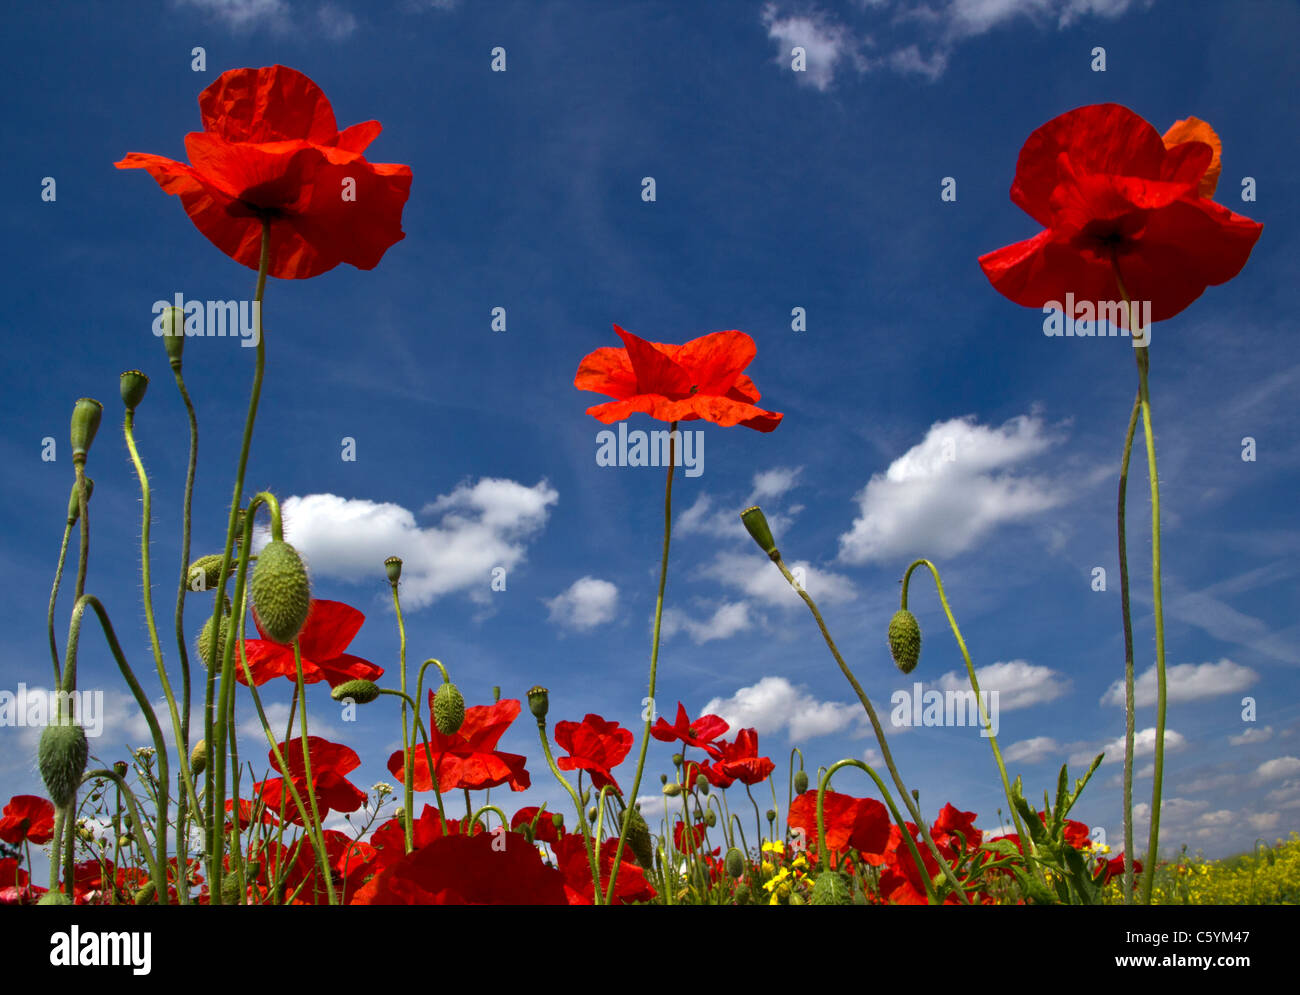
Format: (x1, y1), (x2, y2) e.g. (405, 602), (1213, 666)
(116, 65), (412, 280)
(931, 802), (982, 852)
(553, 833), (657, 905)
(510, 806), (562, 845)
(787, 790), (891, 859)
(716, 728), (776, 786)
(350, 830), (568, 905)
(387, 695), (531, 793)
(673, 820), (709, 852)
(224, 797), (280, 831)
(684, 756), (735, 790)
(1101, 853), (1143, 886)
(255, 736), (366, 826)
(0, 795), (55, 846)
(238, 599), (383, 689)
(650, 702), (730, 759)
(0, 858), (43, 905)
(576, 326), (783, 431)
(278, 829), (376, 905)
(554, 713), (633, 795)
(979, 103), (1262, 325)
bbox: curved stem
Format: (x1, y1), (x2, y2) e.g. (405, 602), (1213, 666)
(1117, 391), (1140, 904)
(292, 641), (337, 905)
(535, 715), (602, 904)
(47, 519), (73, 685)
(604, 421), (677, 904)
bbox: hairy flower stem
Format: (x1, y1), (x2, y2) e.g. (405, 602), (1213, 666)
(769, 553), (970, 903)
(293, 642), (337, 905)
(390, 579), (412, 850)
(203, 218), (270, 888)
(536, 716), (603, 903)
(1117, 392), (1140, 904)
(170, 361), (199, 875)
(1116, 272), (1168, 906)
(47, 519), (73, 685)
(604, 421), (677, 904)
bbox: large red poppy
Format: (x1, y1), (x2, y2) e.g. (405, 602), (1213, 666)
(787, 789), (890, 858)
(554, 713), (633, 795)
(715, 728), (776, 786)
(350, 830), (568, 905)
(576, 326), (783, 431)
(387, 695), (531, 793)
(255, 736), (367, 826)
(0, 858), (43, 905)
(116, 65), (412, 279)
(0, 795), (55, 846)
(650, 702), (730, 759)
(553, 833), (657, 905)
(979, 104), (1262, 325)
(238, 599), (383, 689)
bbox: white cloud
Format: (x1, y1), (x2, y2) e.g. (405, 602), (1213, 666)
(176, 0), (291, 31)
(1131, 797), (1208, 828)
(935, 660), (1069, 711)
(1075, 727), (1186, 767)
(1230, 726), (1274, 747)
(545, 577), (619, 631)
(661, 602), (752, 644)
(1101, 659), (1257, 708)
(317, 2), (357, 38)
(837, 415), (1062, 564)
(1002, 736), (1060, 765)
(1247, 811), (1281, 832)
(676, 494), (796, 541)
(702, 676), (864, 741)
(1196, 809), (1236, 828)
(749, 467), (803, 502)
(1255, 757), (1300, 782)
(700, 552), (856, 607)
(760, 3), (867, 91)
(260, 481), (558, 609)
(888, 44), (948, 79)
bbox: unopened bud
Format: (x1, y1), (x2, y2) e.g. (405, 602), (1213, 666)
(794, 769), (809, 795)
(740, 506), (778, 557)
(70, 398), (104, 461)
(333, 679), (381, 705)
(66, 478), (94, 525)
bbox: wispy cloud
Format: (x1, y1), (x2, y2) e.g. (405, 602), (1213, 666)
(703, 676), (865, 740)
(1100, 659), (1258, 708)
(545, 576), (619, 631)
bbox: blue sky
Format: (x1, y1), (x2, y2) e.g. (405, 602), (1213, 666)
(3, 0), (1298, 867)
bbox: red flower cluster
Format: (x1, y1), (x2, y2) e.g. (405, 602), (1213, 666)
(387, 695), (531, 793)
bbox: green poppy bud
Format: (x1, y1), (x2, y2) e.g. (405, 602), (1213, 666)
(384, 555), (402, 584)
(190, 739), (207, 778)
(587, 806), (598, 823)
(112, 760), (128, 778)
(66, 477), (94, 526)
(197, 613), (229, 667)
(888, 609), (921, 674)
(704, 809), (717, 827)
(659, 774), (668, 785)
(740, 505), (778, 557)
(249, 540), (312, 644)
(811, 870), (853, 905)
(187, 554), (229, 592)
(695, 774), (709, 795)
(733, 883), (752, 905)
(527, 685), (549, 721)
(434, 682), (466, 734)
(119, 370), (149, 412)
(622, 807), (655, 870)
(725, 846), (745, 879)
(766, 809), (777, 824)
(672, 753), (684, 768)
(664, 783), (681, 797)
(38, 721), (89, 809)
(551, 813), (564, 829)
(70, 398), (103, 461)
(134, 880), (157, 905)
(788, 891), (805, 906)
(394, 806), (406, 825)
(160, 305), (185, 369)
(38, 890), (73, 906)
(794, 768), (809, 795)
(333, 679), (381, 705)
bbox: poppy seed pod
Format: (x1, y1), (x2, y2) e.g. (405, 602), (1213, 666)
(383, 555), (402, 584)
(766, 809), (776, 824)
(66, 477), (94, 526)
(433, 682), (466, 734)
(740, 506), (778, 557)
(725, 847), (745, 879)
(695, 774), (709, 795)
(333, 679), (381, 705)
(811, 870), (853, 905)
(551, 813), (564, 829)
(119, 370), (149, 411)
(794, 769), (809, 795)
(190, 739), (207, 778)
(526, 686), (549, 721)
(672, 753), (684, 768)
(220, 872), (242, 906)
(733, 883), (752, 905)
(249, 540), (312, 644)
(888, 609), (922, 674)
(160, 306), (185, 368)
(38, 721), (89, 809)
(70, 398), (104, 461)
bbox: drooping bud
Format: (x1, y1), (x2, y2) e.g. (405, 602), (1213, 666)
(66, 477), (94, 526)
(383, 555), (402, 584)
(888, 609), (921, 674)
(664, 783), (681, 797)
(695, 774), (709, 795)
(333, 680), (381, 705)
(119, 370), (149, 412)
(526, 685), (549, 721)
(725, 846), (745, 879)
(197, 613), (229, 667)
(740, 506), (778, 557)
(704, 809), (717, 827)
(249, 540), (312, 644)
(659, 774), (668, 785)
(160, 305), (185, 369)
(622, 807), (655, 869)
(70, 398), (104, 461)
(587, 806), (598, 823)
(810, 870), (853, 905)
(794, 768), (809, 795)
(672, 753), (684, 768)
(38, 721), (89, 809)
(433, 682), (466, 734)
(187, 554), (228, 592)
(190, 739), (207, 778)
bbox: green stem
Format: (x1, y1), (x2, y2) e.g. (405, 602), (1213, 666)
(47, 518), (73, 685)
(536, 715), (602, 904)
(604, 421), (676, 904)
(170, 361), (199, 881)
(293, 641), (337, 905)
(1117, 391), (1140, 904)
(391, 579), (412, 851)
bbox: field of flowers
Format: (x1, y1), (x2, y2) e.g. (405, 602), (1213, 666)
(1, 63), (1278, 909)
